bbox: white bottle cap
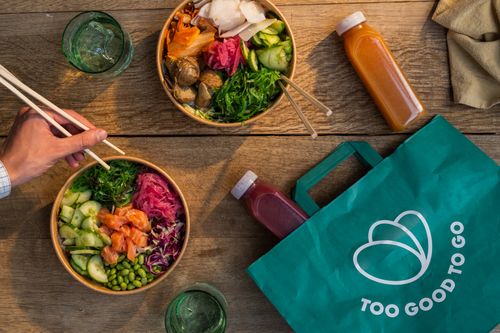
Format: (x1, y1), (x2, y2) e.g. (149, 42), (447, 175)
(231, 170), (258, 200)
(336, 11), (367, 36)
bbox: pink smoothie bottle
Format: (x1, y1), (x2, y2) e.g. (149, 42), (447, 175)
(231, 171), (309, 239)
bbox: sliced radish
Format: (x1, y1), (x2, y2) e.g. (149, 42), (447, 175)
(220, 21), (252, 38)
(239, 1), (266, 24)
(209, 0), (246, 32)
(238, 18), (276, 41)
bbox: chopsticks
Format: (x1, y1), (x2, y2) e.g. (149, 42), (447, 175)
(0, 65), (124, 170)
(278, 76), (332, 139)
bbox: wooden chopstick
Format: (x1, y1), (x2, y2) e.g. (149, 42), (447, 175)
(278, 81), (318, 139)
(280, 75), (333, 117)
(0, 75), (111, 170)
(0, 65), (125, 156)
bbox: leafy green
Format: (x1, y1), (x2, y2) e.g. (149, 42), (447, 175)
(212, 67), (281, 122)
(71, 160), (139, 207)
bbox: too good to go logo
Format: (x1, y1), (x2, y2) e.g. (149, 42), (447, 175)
(353, 210), (466, 318)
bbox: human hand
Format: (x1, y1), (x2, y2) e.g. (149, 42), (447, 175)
(0, 106), (107, 187)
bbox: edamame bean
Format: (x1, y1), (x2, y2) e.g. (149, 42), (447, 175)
(118, 255), (125, 262)
(116, 263), (123, 270)
(141, 277), (148, 285)
(147, 277), (154, 282)
(107, 282), (113, 288)
(133, 258), (138, 265)
(138, 255), (144, 265)
(127, 284), (135, 290)
(124, 277), (129, 284)
(138, 269), (146, 278)
(110, 268), (116, 275)
(122, 261), (131, 269)
(105, 269), (110, 274)
(133, 264), (141, 271)
(133, 280), (142, 288)
(118, 276), (123, 284)
(120, 269), (130, 276)
(112, 280), (118, 286)
(128, 272), (135, 281)
(109, 274), (117, 281)
(112, 286), (121, 291)
(120, 282), (127, 290)
(110, 263), (117, 268)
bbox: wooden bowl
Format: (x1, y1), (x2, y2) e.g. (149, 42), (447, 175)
(50, 156), (190, 295)
(156, 0), (297, 127)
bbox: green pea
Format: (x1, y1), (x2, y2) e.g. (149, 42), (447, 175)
(122, 261), (131, 269)
(133, 264), (141, 271)
(133, 280), (142, 288)
(137, 269), (146, 278)
(120, 282), (127, 290)
(109, 274), (117, 281)
(128, 272), (135, 281)
(120, 269), (130, 276)
(141, 277), (148, 285)
(138, 255), (145, 265)
(112, 280), (118, 286)
(110, 268), (117, 275)
(112, 286), (121, 291)
(118, 255), (125, 262)
(116, 264), (123, 270)
(127, 284), (135, 290)
(118, 276), (123, 284)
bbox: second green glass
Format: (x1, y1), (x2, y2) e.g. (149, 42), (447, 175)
(62, 11), (134, 77)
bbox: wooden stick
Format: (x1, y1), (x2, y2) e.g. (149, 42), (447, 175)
(0, 76), (111, 170)
(0, 65), (125, 155)
(280, 75), (333, 117)
(278, 81), (318, 139)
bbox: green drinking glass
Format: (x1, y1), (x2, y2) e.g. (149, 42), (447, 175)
(165, 283), (228, 333)
(62, 11), (134, 77)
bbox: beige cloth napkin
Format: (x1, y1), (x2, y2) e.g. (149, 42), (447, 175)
(432, 0), (500, 109)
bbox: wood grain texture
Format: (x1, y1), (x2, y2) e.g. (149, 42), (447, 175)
(0, 0), (433, 14)
(0, 135), (498, 332)
(0, 3), (498, 136)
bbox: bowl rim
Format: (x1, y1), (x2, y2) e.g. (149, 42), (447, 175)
(50, 156), (191, 295)
(156, 0), (297, 127)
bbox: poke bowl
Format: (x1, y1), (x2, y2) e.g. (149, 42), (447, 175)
(50, 156), (190, 295)
(156, 0), (297, 127)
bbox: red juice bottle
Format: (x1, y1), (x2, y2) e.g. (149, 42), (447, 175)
(231, 171), (309, 239)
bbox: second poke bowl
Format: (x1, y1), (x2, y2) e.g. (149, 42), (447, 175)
(156, 0), (297, 127)
(50, 156), (190, 295)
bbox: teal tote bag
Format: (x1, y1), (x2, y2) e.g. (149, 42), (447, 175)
(247, 116), (499, 332)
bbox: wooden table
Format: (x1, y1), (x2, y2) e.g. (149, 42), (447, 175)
(0, 0), (498, 332)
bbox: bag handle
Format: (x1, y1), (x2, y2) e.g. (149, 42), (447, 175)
(292, 141), (383, 216)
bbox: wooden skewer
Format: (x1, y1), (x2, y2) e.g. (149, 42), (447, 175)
(278, 81), (318, 139)
(280, 75), (333, 117)
(0, 65), (125, 155)
(0, 75), (111, 170)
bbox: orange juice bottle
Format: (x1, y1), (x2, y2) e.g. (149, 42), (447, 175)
(336, 12), (425, 131)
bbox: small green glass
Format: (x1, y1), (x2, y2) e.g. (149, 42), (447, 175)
(165, 283), (228, 333)
(62, 11), (134, 77)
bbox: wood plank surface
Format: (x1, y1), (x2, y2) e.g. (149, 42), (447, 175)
(0, 3), (498, 136)
(0, 135), (498, 332)
(0, 0), (433, 14)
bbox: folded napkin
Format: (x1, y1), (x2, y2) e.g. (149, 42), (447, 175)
(432, 0), (500, 109)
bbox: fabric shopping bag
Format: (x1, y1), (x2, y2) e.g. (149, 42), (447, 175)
(247, 115), (499, 332)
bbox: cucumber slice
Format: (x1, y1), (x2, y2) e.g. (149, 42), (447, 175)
(70, 249), (100, 255)
(256, 46), (289, 72)
(75, 190), (92, 204)
(59, 205), (75, 223)
(79, 201), (102, 217)
(61, 190), (79, 206)
(87, 255), (108, 283)
(240, 39), (250, 62)
(62, 238), (75, 246)
(260, 27), (278, 35)
(71, 259), (88, 276)
(59, 224), (79, 239)
(258, 33), (280, 47)
(248, 50), (259, 72)
(76, 231), (105, 248)
(251, 34), (263, 47)
(71, 254), (90, 271)
(270, 20), (286, 34)
(81, 216), (98, 232)
(99, 232), (112, 246)
(70, 208), (85, 228)
(278, 39), (293, 55)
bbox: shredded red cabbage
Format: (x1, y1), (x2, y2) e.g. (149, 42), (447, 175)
(133, 172), (185, 274)
(204, 36), (243, 76)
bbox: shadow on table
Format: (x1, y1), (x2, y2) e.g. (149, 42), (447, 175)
(8, 204), (145, 332)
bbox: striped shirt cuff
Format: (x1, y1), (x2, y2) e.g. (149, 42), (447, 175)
(0, 160), (12, 199)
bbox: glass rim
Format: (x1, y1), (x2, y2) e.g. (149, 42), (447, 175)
(61, 10), (127, 74)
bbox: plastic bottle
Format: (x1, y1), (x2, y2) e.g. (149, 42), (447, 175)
(231, 171), (308, 239)
(336, 11), (425, 131)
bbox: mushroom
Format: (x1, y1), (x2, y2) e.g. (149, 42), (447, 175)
(173, 83), (196, 104)
(199, 70), (224, 90)
(195, 82), (212, 108)
(174, 57), (200, 86)
(164, 56), (177, 78)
